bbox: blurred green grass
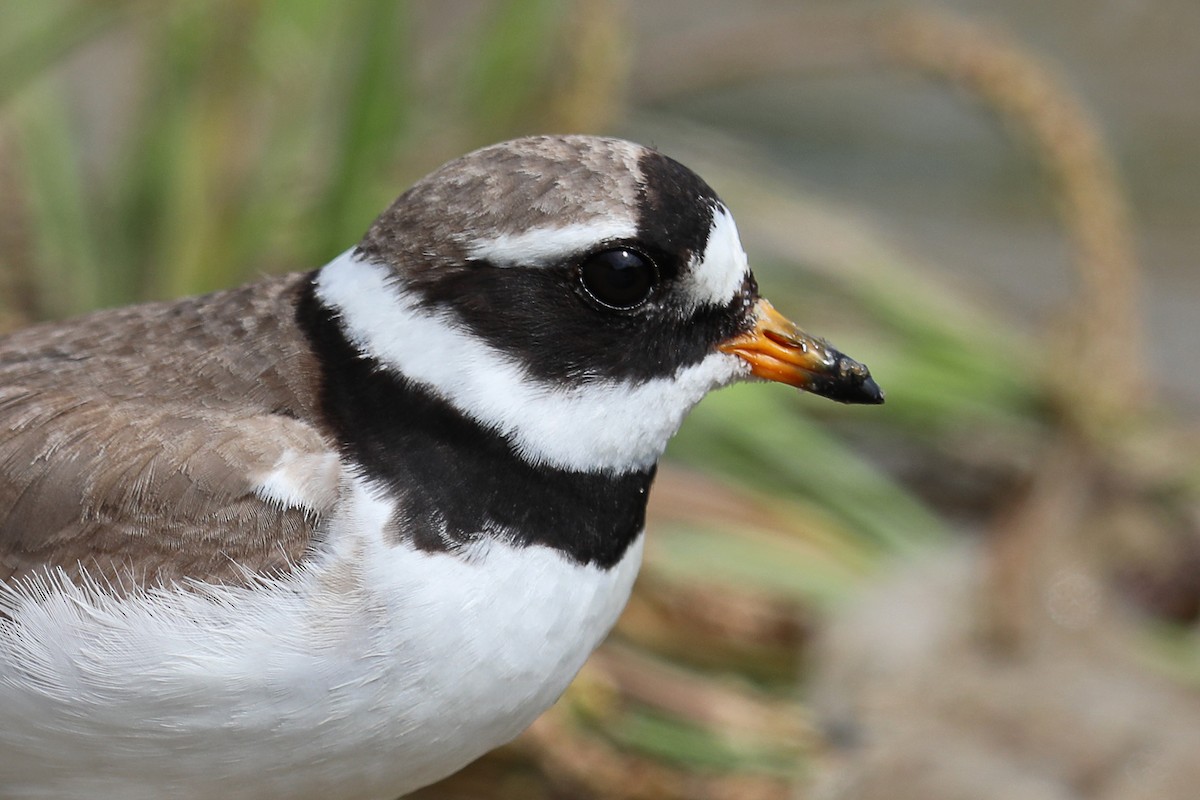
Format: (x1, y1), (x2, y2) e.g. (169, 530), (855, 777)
(1, 0), (581, 314)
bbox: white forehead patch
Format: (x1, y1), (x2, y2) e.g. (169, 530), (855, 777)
(315, 250), (747, 473)
(681, 205), (750, 311)
(465, 217), (638, 267)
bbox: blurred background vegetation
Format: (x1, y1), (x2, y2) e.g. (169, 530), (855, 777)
(2, 1), (1199, 798)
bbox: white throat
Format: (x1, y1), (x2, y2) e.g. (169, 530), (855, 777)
(314, 250), (747, 473)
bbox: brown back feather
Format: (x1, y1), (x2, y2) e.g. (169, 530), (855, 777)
(0, 274), (340, 589)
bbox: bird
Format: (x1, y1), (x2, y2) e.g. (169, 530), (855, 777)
(0, 134), (882, 799)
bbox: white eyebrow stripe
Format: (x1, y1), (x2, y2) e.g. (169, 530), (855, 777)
(465, 219), (639, 267)
(680, 205), (750, 311)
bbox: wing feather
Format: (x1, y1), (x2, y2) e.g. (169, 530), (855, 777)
(0, 389), (343, 589)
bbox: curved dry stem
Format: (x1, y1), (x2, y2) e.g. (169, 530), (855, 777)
(870, 9), (1146, 650)
(876, 8), (1145, 430)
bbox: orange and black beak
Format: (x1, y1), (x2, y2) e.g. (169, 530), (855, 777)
(719, 299), (884, 405)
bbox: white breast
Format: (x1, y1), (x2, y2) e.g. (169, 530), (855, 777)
(0, 480), (643, 800)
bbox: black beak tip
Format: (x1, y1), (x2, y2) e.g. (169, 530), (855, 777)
(808, 359), (885, 405)
(856, 375), (886, 405)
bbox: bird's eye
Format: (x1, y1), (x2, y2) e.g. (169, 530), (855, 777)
(578, 248), (657, 311)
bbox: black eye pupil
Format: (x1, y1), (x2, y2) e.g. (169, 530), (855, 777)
(579, 248), (656, 310)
